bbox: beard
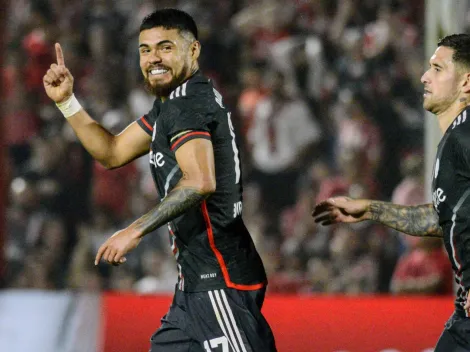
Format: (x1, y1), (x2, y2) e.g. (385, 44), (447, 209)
(423, 98), (436, 113)
(423, 93), (458, 114)
(144, 64), (191, 97)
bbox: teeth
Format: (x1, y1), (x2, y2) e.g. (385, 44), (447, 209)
(150, 68), (168, 75)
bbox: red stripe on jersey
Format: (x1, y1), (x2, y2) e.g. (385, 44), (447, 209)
(201, 201), (265, 291)
(171, 131), (210, 151)
(141, 116), (153, 131)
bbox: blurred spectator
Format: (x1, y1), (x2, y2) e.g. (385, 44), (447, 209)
(328, 226), (378, 294)
(391, 150), (425, 207)
(390, 237), (453, 295)
(2, 0), (428, 295)
(237, 65), (266, 149)
(133, 249), (177, 294)
(248, 69), (321, 236)
(92, 162), (138, 219)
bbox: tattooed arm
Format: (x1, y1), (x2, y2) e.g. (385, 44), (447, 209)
(130, 185), (209, 237)
(368, 201), (443, 237)
(313, 197), (443, 237)
(95, 138), (216, 265)
(131, 138), (216, 237)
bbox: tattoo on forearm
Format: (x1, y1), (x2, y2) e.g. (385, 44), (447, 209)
(369, 202), (443, 237)
(132, 187), (206, 236)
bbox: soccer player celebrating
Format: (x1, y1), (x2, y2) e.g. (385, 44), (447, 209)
(313, 34), (470, 352)
(43, 8), (276, 352)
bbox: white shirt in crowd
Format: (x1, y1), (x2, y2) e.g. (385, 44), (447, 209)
(249, 97), (321, 173)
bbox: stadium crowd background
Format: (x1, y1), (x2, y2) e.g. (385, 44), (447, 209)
(1, 0), (455, 295)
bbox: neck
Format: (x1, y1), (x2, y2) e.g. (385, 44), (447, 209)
(436, 97), (469, 133)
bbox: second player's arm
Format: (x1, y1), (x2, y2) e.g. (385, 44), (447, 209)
(367, 201), (443, 237)
(67, 110), (151, 169)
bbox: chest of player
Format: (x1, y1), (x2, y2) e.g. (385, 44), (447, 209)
(432, 136), (468, 223)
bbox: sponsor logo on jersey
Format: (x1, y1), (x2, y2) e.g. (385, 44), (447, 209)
(432, 187), (447, 210)
(150, 151), (165, 167)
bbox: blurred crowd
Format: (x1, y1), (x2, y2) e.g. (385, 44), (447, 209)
(2, 0), (454, 295)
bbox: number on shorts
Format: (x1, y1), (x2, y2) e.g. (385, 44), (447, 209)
(204, 336), (229, 351)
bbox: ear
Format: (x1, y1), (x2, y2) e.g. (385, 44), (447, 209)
(190, 41), (201, 61)
(461, 72), (470, 94)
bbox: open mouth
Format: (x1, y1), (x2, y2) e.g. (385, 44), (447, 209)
(149, 67), (170, 76)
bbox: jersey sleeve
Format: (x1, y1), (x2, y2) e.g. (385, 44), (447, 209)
(454, 120), (470, 176)
(460, 134), (470, 176)
(137, 100), (160, 136)
(163, 94), (216, 152)
(453, 124), (470, 288)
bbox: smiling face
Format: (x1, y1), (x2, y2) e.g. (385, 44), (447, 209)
(421, 46), (463, 114)
(139, 27), (200, 98)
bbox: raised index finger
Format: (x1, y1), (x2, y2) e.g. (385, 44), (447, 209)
(55, 43), (65, 66)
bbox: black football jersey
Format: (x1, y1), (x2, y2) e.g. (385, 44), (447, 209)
(432, 107), (470, 316)
(137, 71), (267, 292)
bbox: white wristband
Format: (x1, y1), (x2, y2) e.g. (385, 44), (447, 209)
(56, 94), (82, 118)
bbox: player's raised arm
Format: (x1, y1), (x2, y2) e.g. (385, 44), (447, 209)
(312, 197), (443, 237)
(43, 43), (151, 169)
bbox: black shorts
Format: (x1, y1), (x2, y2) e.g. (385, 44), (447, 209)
(435, 313), (470, 351)
(149, 287), (277, 352)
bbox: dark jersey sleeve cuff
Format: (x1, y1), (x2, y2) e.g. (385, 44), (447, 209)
(170, 131), (211, 152)
(137, 116), (153, 136)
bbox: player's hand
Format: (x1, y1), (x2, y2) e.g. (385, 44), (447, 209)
(43, 43), (74, 104)
(94, 228), (142, 266)
(312, 197), (371, 225)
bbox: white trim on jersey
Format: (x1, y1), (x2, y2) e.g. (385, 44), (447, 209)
(457, 277), (469, 317)
(170, 234), (179, 260)
(178, 264), (184, 291)
(450, 212), (460, 271)
(452, 110), (469, 129)
(227, 113), (241, 184)
(169, 82), (188, 100)
(208, 291), (238, 352)
(450, 189), (470, 272)
(163, 164), (180, 199)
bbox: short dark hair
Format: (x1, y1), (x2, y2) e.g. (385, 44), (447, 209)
(437, 34), (470, 69)
(139, 8), (198, 40)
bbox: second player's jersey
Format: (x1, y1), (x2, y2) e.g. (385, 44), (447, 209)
(137, 71), (267, 292)
(432, 106), (470, 316)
